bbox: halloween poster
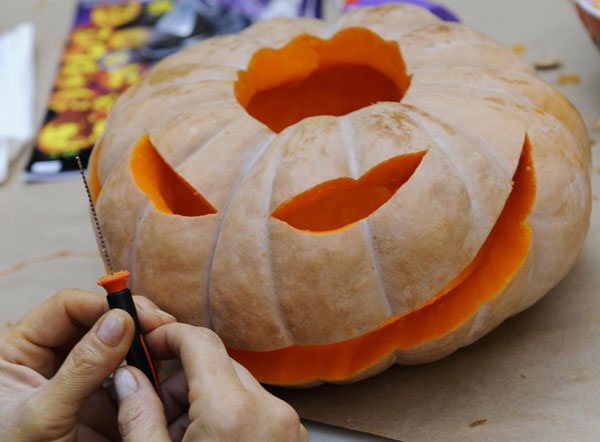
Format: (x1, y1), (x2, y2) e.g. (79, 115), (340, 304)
(24, 0), (322, 181)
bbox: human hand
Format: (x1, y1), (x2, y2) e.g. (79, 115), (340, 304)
(0, 288), (175, 442)
(114, 323), (308, 442)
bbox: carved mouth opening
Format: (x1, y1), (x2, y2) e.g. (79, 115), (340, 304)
(235, 28), (411, 133)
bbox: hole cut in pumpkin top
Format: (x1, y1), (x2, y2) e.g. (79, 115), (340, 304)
(131, 135), (217, 217)
(271, 151), (426, 232)
(235, 28), (410, 133)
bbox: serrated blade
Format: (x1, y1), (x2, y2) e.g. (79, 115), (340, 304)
(76, 156), (113, 275)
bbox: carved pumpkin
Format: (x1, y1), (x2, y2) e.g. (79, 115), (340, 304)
(89, 4), (591, 386)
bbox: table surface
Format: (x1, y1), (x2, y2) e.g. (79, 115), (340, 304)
(1, 0), (599, 440)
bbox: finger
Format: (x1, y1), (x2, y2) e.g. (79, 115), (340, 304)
(231, 359), (268, 394)
(1, 289), (174, 376)
(144, 324), (245, 410)
(78, 387), (120, 441)
(299, 423), (309, 442)
(231, 360), (307, 442)
(114, 367), (170, 442)
(146, 325), (306, 441)
(133, 295), (177, 333)
(168, 412), (190, 442)
(8, 289), (107, 349)
(160, 369), (189, 424)
(35, 309), (135, 422)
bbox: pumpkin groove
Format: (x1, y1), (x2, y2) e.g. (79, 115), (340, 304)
(228, 137), (535, 385)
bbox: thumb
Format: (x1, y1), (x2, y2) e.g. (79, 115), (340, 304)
(36, 309), (134, 421)
(115, 366), (170, 442)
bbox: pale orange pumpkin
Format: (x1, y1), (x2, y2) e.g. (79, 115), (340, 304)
(89, 4), (591, 386)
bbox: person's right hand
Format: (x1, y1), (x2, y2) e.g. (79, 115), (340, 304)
(114, 323), (308, 442)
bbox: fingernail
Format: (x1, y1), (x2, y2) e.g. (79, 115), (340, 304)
(114, 368), (138, 400)
(97, 311), (125, 346)
(156, 309), (176, 321)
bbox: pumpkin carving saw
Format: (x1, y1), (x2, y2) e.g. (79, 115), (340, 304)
(89, 4), (591, 386)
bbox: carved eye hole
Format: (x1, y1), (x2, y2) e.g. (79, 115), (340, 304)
(131, 135), (217, 217)
(271, 151), (426, 232)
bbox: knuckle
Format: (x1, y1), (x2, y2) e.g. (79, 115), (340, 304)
(118, 401), (147, 435)
(172, 323), (223, 346)
(192, 326), (222, 344)
(133, 295), (156, 309)
(67, 343), (104, 376)
(53, 287), (86, 300)
(270, 399), (302, 433)
(52, 288), (72, 303)
(217, 392), (257, 437)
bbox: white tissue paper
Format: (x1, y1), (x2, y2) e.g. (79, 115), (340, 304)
(0, 22), (35, 184)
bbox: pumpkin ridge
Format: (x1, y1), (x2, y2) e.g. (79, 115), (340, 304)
(264, 128), (300, 344)
(404, 104), (500, 207)
(111, 79), (236, 123)
(206, 133), (278, 331)
(339, 116), (393, 315)
(399, 22), (499, 46)
(128, 131), (225, 293)
(150, 109), (244, 169)
(402, 88), (526, 180)
(98, 97), (238, 187)
(241, 17), (328, 48)
(421, 109), (514, 288)
(406, 43), (535, 77)
(115, 90), (236, 125)
(401, 106), (482, 274)
(334, 3), (440, 37)
(411, 74), (567, 131)
(128, 135), (219, 289)
(347, 21), (438, 42)
(172, 115), (245, 170)
(130, 202), (152, 291)
(128, 146), (155, 290)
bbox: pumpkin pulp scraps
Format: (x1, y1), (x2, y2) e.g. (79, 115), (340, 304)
(235, 28), (410, 133)
(272, 151), (426, 232)
(131, 135), (217, 216)
(229, 137), (536, 385)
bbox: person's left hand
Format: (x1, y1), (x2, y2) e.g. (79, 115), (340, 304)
(0, 288), (175, 442)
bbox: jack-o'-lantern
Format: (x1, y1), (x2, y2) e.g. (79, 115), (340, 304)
(89, 4), (591, 386)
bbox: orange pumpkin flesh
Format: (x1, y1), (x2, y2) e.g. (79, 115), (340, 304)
(271, 151), (426, 232)
(88, 140), (102, 203)
(235, 28), (410, 133)
(131, 135), (217, 217)
(228, 138), (535, 385)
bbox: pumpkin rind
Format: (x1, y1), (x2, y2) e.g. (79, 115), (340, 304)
(90, 4), (591, 385)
